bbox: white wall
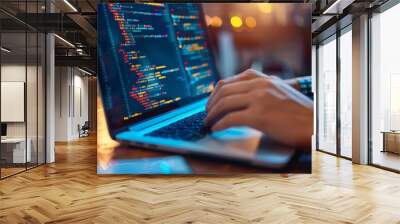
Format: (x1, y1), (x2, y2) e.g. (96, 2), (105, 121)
(73, 73), (89, 138)
(1, 63), (46, 163)
(55, 67), (89, 141)
(1, 65), (26, 138)
(1, 64), (42, 138)
(55, 66), (69, 141)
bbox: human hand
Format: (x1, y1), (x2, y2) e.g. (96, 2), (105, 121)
(205, 69), (313, 149)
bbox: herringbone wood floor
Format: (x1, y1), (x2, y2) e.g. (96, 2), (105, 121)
(1, 99), (400, 223)
(1, 136), (400, 223)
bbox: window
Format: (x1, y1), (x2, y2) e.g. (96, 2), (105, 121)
(0, 0), (47, 179)
(317, 36), (337, 154)
(370, 2), (400, 171)
(339, 27), (352, 158)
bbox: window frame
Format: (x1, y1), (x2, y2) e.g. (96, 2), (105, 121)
(0, 0), (48, 180)
(367, 0), (400, 173)
(315, 23), (353, 161)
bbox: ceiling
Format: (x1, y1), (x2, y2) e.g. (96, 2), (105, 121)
(0, 0), (390, 75)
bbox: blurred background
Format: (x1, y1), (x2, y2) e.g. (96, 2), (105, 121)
(203, 3), (311, 79)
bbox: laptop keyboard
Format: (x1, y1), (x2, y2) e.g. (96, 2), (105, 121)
(145, 111), (209, 141)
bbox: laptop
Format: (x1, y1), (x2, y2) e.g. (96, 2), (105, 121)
(97, 3), (295, 168)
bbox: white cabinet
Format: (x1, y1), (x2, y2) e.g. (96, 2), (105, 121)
(1, 138), (32, 163)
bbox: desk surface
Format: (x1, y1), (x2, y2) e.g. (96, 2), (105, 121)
(381, 131), (400, 134)
(97, 98), (310, 174)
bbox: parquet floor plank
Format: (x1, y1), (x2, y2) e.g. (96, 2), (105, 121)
(1, 120), (400, 223)
(1, 137), (400, 223)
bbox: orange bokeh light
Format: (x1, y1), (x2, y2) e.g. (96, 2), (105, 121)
(245, 16), (257, 28)
(210, 16), (223, 27)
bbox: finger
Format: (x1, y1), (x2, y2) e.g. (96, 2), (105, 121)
(211, 110), (252, 131)
(208, 72), (246, 105)
(223, 68), (267, 84)
(207, 69), (270, 110)
(208, 79), (224, 101)
(207, 78), (271, 111)
(207, 81), (247, 111)
(205, 94), (250, 126)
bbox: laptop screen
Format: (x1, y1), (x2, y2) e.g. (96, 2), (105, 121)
(98, 3), (219, 133)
